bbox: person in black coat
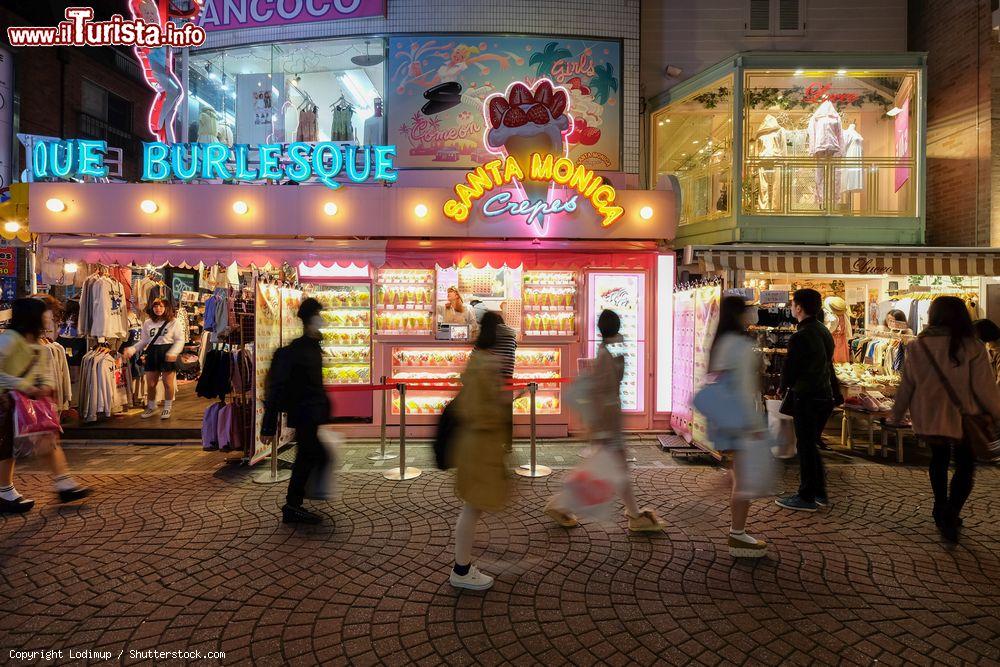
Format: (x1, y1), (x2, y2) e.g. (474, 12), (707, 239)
(261, 298), (332, 525)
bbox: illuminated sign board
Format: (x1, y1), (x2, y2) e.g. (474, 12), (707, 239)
(30, 139), (397, 189)
(443, 153), (623, 230)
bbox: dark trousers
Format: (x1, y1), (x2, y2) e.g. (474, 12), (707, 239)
(793, 398), (834, 502)
(286, 421), (327, 507)
(928, 438), (976, 516)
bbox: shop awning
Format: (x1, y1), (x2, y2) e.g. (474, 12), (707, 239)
(687, 245), (1000, 277)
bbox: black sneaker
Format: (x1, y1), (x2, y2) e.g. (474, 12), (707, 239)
(815, 495), (829, 508)
(58, 487), (92, 504)
(775, 494), (818, 512)
(282, 504), (322, 525)
(0, 496), (35, 514)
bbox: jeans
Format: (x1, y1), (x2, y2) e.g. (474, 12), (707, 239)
(286, 421), (328, 507)
(927, 437), (976, 517)
(793, 397), (834, 502)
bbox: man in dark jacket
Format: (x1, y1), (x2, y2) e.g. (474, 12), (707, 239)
(261, 298), (332, 525)
(776, 288), (839, 512)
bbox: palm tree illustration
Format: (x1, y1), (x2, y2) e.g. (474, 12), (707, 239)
(589, 63), (619, 104)
(529, 41), (572, 78)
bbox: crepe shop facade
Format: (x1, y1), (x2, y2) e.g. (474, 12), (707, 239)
(26, 169), (676, 440)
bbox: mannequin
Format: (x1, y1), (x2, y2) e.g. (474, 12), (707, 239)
(807, 101), (844, 205)
(824, 296), (852, 364)
(756, 114), (785, 211)
(216, 122), (234, 147)
(840, 122), (864, 194)
(197, 106), (219, 144)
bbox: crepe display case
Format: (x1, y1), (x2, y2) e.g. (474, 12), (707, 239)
(375, 268), (435, 336)
(522, 271), (578, 339)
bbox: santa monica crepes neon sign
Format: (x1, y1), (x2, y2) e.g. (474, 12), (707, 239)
(443, 153), (623, 228)
(30, 139), (397, 188)
(443, 78), (622, 231)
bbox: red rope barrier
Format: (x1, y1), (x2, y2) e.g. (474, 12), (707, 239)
(325, 377), (573, 393)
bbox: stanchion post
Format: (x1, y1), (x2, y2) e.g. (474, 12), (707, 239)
(384, 382), (421, 480)
(368, 376), (397, 461)
(516, 381), (551, 478)
(253, 424), (292, 484)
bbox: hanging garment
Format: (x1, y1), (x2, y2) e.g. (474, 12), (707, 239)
(756, 115), (785, 211)
(197, 107), (219, 143)
(202, 402), (221, 450)
(217, 403), (234, 451)
(295, 107), (318, 142)
(840, 125), (864, 192)
(330, 106), (354, 142)
(217, 123), (234, 147)
(807, 101), (844, 155)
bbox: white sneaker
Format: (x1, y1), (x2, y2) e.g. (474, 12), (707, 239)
(140, 408), (157, 419)
(160, 407), (172, 420)
(450, 565), (493, 591)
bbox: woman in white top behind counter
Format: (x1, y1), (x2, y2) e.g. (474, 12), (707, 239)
(438, 287), (478, 335)
(123, 298), (185, 419)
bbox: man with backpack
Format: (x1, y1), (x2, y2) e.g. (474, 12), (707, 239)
(261, 298), (332, 525)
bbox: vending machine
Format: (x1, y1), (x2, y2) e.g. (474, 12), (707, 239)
(587, 271), (646, 413)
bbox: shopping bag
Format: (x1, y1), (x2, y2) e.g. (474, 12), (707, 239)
(306, 428), (342, 500)
(693, 373), (752, 431)
(766, 399), (796, 459)
(733, 433), (777, 500)
(557, 447), (625, 520)
(11, 392), (62, 438)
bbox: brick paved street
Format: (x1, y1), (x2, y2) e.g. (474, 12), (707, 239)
(2, 444), (999, 666)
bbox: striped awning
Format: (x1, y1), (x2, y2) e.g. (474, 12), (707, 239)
(691, 246), (1000, 277)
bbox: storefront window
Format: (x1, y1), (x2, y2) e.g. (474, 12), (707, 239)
(651, 76), (733, 226)
(742, 69), (918, 217)
(187, 38), (386, 146)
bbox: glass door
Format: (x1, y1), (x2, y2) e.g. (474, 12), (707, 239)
(587, 272), (646, 412)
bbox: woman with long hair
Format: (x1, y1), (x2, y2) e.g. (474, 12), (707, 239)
(0, 298), (90, 514)
(123, 298), (186, 419)
(450, 311), (510, 590)
(439, 286), (477, 332)
(708, 296), (768, 557)
(891, 296), (1000, 543)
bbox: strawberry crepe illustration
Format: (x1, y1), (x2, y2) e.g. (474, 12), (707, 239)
(484, 80), (573, 228)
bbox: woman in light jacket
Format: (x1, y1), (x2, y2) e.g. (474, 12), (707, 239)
(545, 310), (665, 533)
(123, 298), (185, 420)
(0, 298), (90, 514)
(707, 296), (768, 558)
(890, 296), (1000, 543)
(450, 311), (510, 591)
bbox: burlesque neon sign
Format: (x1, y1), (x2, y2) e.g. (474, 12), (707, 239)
(31, 139), (397, 189)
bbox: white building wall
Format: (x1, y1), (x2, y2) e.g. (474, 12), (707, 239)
(642, 0), (908, 98)
(199, 0), (642, 173)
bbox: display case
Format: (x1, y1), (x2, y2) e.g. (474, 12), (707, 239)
(375, 268), (435, 336)
(387, 344), (564, 418)
(313, 284), (372, 385)
(588, 272), (646, 412)
(522, 271), (578, 338)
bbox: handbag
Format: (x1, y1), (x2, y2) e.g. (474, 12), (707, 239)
(693, 372), (751, 431)
(778, 389), (795, 416)
(919, 339), (1000, 462)
(138, 320), (170, 366)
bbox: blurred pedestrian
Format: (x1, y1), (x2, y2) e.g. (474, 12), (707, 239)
(451, 312), (510, 590)
(122, 298), (185, 419)
(545, 309), (664, 532)
(493, 311), (517, 450)
(776, 289), (840, 512)
(261, 298), (332, 526)
(972, 318), (1000, 385)
(707, 296), (768, 558)
(891, 297), (1000, 543)
(0, 298), (90, 514)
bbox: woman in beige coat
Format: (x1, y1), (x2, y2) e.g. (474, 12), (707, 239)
(890, 297), (1000, 543)
(450, 312), (510, 591)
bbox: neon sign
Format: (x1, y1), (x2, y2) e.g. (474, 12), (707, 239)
(443, 153), (623, 228)
(31, 139), (397, 189)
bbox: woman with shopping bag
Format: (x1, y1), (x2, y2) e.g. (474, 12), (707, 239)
(0, 298), (90, 514)
(696, 296), (772, 558)
(450, 312), (511, 591)
(545, 310), (665, 532)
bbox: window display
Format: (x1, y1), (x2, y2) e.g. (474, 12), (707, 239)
(742, 69), (917, 216)
(587, 273), (645, 412)
(186, 38), (386, 149)
(436, 264), (523, 333)
(522, 271), (577, 337)
(375, 269), (435, 335)
(650, 76), (733, 226)
(313, 284), (372, 385)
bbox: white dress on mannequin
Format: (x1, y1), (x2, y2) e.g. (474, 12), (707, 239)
(807, 101), (844, 205)
(756, 114), (786, 211)
(840, 124), (864, 192)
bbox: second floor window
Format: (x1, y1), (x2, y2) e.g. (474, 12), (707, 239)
(746, 0), (806, 36)
(81, 80), (133, 133)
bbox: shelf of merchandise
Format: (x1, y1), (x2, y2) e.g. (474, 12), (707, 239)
(376, 268), (435, 336)
(313, 284), (372, 387)
(384, 344), (565, 421)
(522, 270), (578, 340)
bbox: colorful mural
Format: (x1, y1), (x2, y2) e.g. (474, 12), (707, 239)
(387, 35), (621, 170)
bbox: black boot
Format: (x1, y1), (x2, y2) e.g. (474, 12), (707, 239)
(0, 496), (35, 514)
(282, 504), (322, 525)
(58, 487), (92, 504)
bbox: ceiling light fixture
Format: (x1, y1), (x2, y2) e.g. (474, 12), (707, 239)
(232, 201), (249, 215)
(140, 199), (158, 214)
(3, 221), (20, 233)
(46, 198), (66, 212)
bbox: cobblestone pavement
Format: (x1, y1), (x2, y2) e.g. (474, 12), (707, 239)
(2, 445), (999, 666)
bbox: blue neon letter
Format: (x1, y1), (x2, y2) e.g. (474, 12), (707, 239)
(142, 142), (172, 181)
(171, 143), (199, 180)
(76, 139), (109, 178)
(344, 145), (371, 183)
(232, 144), (258, 181)
(258, 144), (282, 180)
(286, 142), (312, 182)
(32, 141), (49, 179)
(312, 143), (342, 189)
(200, 143), (232, 180)
(49, 141), (74, 179)
(373, 145), (397, 183)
